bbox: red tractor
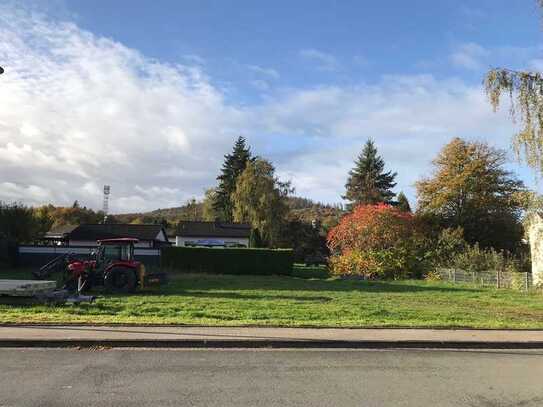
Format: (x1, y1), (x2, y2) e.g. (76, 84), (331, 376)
(35, 238), (158, 293)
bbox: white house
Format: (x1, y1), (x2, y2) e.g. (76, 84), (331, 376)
(175, 221), (251, 247)
(45, 224), (170, 248)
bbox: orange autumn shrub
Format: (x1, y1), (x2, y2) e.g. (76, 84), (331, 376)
(328, 250), (382, 279)
(327, 203), (413, 253)
(327, 204), (416, 279)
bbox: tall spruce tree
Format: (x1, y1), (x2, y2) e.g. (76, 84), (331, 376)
(213, 136), (252, 221)
(396, 192), (411, 212)
(343, 139), (397, 208)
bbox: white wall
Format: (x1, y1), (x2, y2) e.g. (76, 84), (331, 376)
(69, 240), (154, 248)
(528, 218), (543, 288)
(175, 236), (249, 247)
(155, 229), (169, 243)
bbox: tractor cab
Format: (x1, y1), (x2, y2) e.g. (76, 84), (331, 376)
(93, 238), (137, 265)
(86, 238), (143, 293)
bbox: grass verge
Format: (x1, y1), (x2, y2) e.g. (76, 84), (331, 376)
(1, 267), (542, 328)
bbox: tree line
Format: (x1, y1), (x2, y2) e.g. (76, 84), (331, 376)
(1, 133), (529, 263)
(343, 136), (525, 254)
(179, 134), (527, 258)
(0, 201), (112, 244)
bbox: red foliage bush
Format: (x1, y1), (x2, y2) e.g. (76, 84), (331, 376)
(327, 204), (413, 253)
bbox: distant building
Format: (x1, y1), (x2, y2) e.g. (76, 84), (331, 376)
(175, 221), (251, 247)
(44, 224), (170, 248)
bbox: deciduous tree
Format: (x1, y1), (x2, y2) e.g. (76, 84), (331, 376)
(0, 202), (51, 243)
(484, 1), (543, 174)
(202, 188), (220, 221)
(37, 204), (103, 228)
(231, 158), (291, 247)
(416, 138), (525, 252)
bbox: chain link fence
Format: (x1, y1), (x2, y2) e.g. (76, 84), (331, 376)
(436, 268), (533, 291)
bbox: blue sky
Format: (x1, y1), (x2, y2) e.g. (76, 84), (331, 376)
(66, 1), (541, 83)
(1, 1), (543, 212)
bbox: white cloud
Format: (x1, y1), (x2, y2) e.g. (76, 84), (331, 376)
(529, 58), (543, 72)
(182, 54), (206, 66)
(251, 75), (521, 205)
(247, 65), (279, 79)
(0, 5), (528, 212)
(0, 6), (248, 212)
(0, 182), (53, 203)
(250, 79), (270, 91)
(448, 42), (541, 73)
(450, 42), (490, 70)
(299, 49), (340, 71)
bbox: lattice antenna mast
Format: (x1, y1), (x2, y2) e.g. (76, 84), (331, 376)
(103, 185), (111, 223)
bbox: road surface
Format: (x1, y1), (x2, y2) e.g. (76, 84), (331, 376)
(1, 348), (542, 406)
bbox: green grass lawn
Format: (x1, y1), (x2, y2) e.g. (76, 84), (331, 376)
(1, 266), (542, 328)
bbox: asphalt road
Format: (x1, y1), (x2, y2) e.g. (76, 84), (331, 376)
(1, 348), (542, 407)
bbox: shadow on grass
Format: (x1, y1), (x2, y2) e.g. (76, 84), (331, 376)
(155, 273), (482, 295)
(181, 291), (333, 302)
(1, 269), (482, 306)
(291, 265), (331, 279)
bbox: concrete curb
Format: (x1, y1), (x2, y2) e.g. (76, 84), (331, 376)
(2, 339), (543, 349)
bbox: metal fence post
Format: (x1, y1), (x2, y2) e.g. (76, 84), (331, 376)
(496, 269), (500, 289)
(525, 272), (529, 292)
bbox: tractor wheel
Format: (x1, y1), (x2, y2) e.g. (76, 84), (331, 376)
(104, 267), (137, 294)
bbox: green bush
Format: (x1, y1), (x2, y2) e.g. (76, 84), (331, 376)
(451, 243), (503, 273)
(0, 238), (17, 268)
(161, 247), (294, 275)
(510, 272), (528, 291)
(431, 228), (468, 267)
(434, 237), (529, 275)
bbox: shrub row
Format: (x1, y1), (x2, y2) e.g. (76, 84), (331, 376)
(0, 238), (17, 267)
(161, 247), (294, 275)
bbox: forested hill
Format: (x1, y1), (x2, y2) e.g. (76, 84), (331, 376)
(115, 196), (344, 232)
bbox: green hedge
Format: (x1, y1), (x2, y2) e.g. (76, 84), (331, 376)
(161, 247), (294, 275)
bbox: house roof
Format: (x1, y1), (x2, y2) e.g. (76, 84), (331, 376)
(177, 221), (251, 238)
(45, 224), (168, 242)
(98, 238), (139, 245)
(44, 224), (78, 238)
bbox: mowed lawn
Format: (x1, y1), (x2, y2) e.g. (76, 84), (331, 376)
(1, 267), (543, 328)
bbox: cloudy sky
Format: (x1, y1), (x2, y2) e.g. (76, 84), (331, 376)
(1, 0), (542, 213)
